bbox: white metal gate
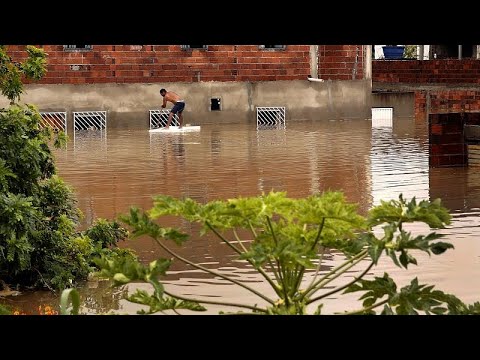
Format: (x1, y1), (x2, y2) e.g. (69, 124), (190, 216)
(149, 110), (179, 129)
(256, 107), (286, 130)
(40, 112), (67, 134)
(371, 107), (393, 128)
(73, 111), (107, 131)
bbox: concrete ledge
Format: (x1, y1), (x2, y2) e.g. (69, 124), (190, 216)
(0, 80), (372, 128)
(373, 82), (480, 93)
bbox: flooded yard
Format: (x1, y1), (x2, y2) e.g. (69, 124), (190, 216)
(4, 114), (480, 314)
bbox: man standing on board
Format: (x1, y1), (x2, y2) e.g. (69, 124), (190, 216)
(160, 88), (185, 129)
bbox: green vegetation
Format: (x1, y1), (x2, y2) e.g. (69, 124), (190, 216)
(0, 45), (134, 291)
(404, 45), (417, 59)
(59, 288), (80, 315)
(0, 45), (47, 104)
(92, 191), (480, 314)
(0, 303), (10, 315)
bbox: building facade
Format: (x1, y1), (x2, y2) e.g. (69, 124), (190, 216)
(7, 45), (366, 83)
(2, 45), (372, 128)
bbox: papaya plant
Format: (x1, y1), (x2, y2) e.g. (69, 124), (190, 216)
(94, 191), (480, 314)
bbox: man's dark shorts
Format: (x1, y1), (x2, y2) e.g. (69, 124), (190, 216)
(171, 101), (185, 114)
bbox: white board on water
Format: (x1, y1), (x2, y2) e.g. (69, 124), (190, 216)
(149, 126), (201, 133)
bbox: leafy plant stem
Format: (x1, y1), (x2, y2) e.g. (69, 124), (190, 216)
(303, 247), (325, 295)
(341, 299), (389, 315)
(152, 237), (276, 305)
(292, 219), (326, 296)
(314, 254), (369, 290)
(247, 220), (257, 238)
(264, 215), (291, 304)
(163, 289), (268, 313)
(306, 261), (374, 305)
(302, 249), (368, 300)
(207, 221), (281, 296)
(232, 228), (248, 252)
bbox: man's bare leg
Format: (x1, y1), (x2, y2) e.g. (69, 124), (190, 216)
(165, 112), (175, 129)
(178, 112), (184, 128)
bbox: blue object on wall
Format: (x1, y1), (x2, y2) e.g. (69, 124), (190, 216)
(382, 46), (405, 59)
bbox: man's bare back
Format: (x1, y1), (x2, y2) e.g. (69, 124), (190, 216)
(163, 91), (181, 105)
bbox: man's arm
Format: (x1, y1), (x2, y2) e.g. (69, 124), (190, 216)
(161, 96), (167, 108)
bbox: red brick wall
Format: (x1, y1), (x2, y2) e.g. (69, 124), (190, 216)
(373, 59), (480, 84)
(429, 113), (468, 167)
(7, 45), (314, 84)
(318, 45), (364, 80)
(415, 90), (480, 121)
(415, 91), (480, 167)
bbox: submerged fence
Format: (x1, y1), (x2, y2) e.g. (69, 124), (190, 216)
(149, 110), (179, 129)
(256, 107), (286, 130)
(39, 112), (68, 133)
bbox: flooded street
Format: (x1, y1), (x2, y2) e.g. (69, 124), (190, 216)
(4, 115), (480, 314)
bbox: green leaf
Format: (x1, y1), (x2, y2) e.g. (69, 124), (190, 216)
(368, 194), (451, 229)
(94, 254), (172, 288)
(345, 273), (397, 308)
(60, 288), (80, 315)
(381, 305), (394, 315)
(367, 239), (384, 264)
(430, 242), (454, 255)
(120, 207), (189, 245)
(113, 273), (131, 284)
(399, 251), (417, 269)
(313, 304), (323, 315)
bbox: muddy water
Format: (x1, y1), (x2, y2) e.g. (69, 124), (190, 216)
(4, 117), (480, 314)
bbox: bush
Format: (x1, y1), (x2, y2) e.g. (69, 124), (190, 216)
(0, 46), (135, 290)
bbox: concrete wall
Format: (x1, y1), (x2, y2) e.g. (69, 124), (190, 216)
(372, 92), (414, 118)
(0, 80), (372, 129)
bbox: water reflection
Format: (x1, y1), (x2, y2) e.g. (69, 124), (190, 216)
(5, 115), (480, 314)
(371, 127), (429, 204)
(0, 280), (128, 315)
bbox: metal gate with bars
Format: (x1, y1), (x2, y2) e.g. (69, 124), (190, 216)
(371, 107), (393, 128)
(256, 107), (286, 130)
(39, 112), (67, 133)
(73, 111), (107, 131)
(149, 110), (179, 129)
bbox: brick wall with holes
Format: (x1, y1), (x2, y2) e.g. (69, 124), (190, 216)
(6, 45), (320, 84)
(317, 45), (365, 80)
(373, 59), (480, 84)
(429, 113), (468, 167)
(417, 90), (480, 167)
(415, 90), (480, 122)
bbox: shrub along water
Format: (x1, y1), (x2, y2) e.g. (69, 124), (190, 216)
(0, 45), (134, 292)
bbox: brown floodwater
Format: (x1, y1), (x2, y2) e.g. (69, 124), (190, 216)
(3, 116), (480, 314)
